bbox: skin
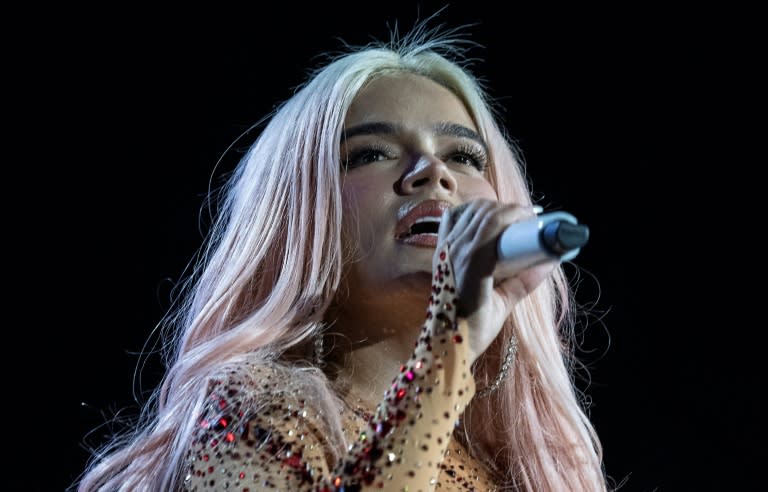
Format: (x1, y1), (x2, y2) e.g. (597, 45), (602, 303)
(326, 73), (555, 408)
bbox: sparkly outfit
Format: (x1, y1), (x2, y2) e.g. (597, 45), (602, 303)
(183, 248), (499, 491)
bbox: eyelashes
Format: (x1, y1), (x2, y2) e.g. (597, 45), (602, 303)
(443, 143), (488, 172)
(342, 142), (488, 172)
(342, 142), (396, 170)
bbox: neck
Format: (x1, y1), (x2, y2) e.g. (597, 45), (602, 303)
(342, 338), (415, 410)
(323, 275), (431, 412)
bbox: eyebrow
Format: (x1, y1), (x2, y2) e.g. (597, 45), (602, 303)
(341, 121), (488, 152)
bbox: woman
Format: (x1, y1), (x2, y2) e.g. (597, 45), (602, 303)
(78, 21), (609, 491)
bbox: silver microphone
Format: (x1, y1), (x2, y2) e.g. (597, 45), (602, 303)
(496, 210), (588, 276)
(452, 205), (589, 276)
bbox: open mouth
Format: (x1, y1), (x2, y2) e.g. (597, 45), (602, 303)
(394, 200), (451, 247)
(397, 217), (441, 239)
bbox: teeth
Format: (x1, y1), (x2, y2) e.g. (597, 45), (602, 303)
(413, 217), (440, 225)
(405, 216), (441, 237)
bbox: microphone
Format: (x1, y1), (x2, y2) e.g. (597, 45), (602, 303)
(495, 210), (589, 276)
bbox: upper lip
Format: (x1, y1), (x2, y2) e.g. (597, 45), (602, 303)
(395, 199), (455, 239)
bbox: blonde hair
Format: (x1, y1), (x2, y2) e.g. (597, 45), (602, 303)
(77, 19), (608, 492)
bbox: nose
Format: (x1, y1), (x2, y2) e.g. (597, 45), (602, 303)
(394, 154), (458, 195)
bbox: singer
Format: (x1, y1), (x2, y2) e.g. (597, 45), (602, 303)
(77, 13), (611, 492)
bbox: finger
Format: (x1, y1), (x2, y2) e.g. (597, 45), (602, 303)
(437, 208), (457, 259)
(440, 200), (510, 253)
(494, 260), (558, 311)
(438, 207), (455, 239)
(475, 203), (540, 245)
(451, 201), (481, 235)
(439, 200), (483, 243)
(449, 202), (471, 225)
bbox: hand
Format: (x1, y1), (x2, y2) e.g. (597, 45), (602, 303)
(435, 199), (558, 364)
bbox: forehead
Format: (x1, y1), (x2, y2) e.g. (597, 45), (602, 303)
(344, 73), (477, 132)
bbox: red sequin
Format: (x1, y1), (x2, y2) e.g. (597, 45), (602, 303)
(375, 421), (392, 436)
(284, 455), (302, 468)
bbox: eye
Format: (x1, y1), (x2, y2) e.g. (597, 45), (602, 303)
(342, 144), (396, 170)
(442, 144), (488, 172)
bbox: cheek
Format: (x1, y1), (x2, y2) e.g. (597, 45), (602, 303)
(341, 181), (385, 228)
(341, 172), (387, 208)
(460, 177), (498, 202)
(340, 181), (392, 255)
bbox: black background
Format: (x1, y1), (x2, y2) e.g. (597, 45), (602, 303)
(12, 2), (759, 491)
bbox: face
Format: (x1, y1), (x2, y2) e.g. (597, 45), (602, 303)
(338, 73), (498, 306)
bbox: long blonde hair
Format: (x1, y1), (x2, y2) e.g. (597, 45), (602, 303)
(77, 19), (608, 492)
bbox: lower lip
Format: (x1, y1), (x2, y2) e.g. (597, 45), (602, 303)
(396, 233), (438, 247)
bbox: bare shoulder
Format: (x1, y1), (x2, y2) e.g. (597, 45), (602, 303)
(199, 358), (328, 423)
(182, 358), (340, 490)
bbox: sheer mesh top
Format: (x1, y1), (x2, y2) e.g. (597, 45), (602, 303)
(182, 247), (500, 491)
